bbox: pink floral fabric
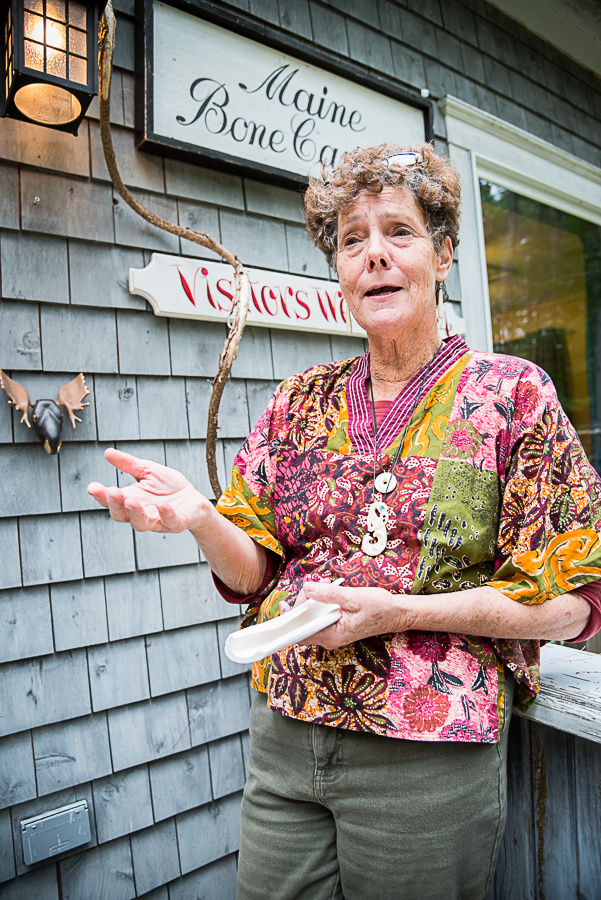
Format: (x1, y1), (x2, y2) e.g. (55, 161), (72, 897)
(216, 338), (601, 741)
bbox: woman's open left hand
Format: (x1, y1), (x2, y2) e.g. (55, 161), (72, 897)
(279, 579), (413, 650)
(88, 448), (211, 534)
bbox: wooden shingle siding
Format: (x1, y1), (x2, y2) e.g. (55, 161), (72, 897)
(1, 0), (599, 894)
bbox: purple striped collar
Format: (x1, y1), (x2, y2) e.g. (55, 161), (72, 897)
(347, 334), (469, 454)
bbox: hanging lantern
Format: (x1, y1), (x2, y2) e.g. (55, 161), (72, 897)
(1, 0), (106, 134)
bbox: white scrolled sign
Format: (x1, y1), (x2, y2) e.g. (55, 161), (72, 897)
(129, 254), (366, 336)
(148, 1), (426, 180)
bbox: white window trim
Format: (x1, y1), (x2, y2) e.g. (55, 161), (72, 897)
(440, 95), (601, 351)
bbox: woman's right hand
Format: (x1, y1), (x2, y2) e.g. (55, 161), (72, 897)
(88, 447), (212, 534)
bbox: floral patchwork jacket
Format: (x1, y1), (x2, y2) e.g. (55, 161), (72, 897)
(216, 335), (601, 743)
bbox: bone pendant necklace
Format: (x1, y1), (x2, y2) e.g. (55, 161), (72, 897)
(361, 349), (439, 558)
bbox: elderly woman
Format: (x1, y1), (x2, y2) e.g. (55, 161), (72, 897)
(89, 143), (601, 899)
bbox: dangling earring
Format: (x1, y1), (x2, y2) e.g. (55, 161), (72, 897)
(437, 282), (445, 321)
(345, 299), (353, 334)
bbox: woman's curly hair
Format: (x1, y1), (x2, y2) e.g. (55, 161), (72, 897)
(304, 142), (461, 269)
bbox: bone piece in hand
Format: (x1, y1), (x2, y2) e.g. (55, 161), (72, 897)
(0, 369), (32, 427)
(57, 373), (90, 428)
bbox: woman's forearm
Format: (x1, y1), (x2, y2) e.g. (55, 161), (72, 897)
(189, 505), (268, 596)
(400, 585), (591, 642)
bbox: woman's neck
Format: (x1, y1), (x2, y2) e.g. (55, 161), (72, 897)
(368, 332), (442, 401)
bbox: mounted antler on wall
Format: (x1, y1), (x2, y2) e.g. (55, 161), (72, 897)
(0, 370), (90, 454)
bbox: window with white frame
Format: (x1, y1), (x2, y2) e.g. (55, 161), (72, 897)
(442, 97), (601, 471)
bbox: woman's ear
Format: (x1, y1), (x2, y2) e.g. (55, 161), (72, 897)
(435, 236), (454, 281)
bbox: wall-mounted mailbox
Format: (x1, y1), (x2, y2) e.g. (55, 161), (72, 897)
(20, 800), (91, 866)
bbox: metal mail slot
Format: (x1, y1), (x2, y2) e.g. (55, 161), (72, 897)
(20, 800), (91, 866)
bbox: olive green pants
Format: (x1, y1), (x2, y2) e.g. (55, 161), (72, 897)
(237, 677), (513, 900)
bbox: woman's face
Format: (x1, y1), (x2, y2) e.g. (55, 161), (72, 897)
(336, 186), (453, 342)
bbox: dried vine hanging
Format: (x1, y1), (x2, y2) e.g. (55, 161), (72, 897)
(98, 1), (250, 497)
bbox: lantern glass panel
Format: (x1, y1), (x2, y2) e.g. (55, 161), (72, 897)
(24, 40), (45, 72)
(69, 28), (86, 55)
(24, 11), (44, 41)
(46, 20), (66, 50)
(24, 0), (44, 14)
(68, 3), (86, 29)
(47, 0), (67, 23)
(14, 82), (81, 124)
(47, 48), (67, 78)
(69, 54), (86, 83)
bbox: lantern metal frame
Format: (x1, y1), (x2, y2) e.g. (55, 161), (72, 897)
(1, 0), (107, 134)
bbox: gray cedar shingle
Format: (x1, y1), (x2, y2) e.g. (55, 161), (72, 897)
(399, 8), (436, 56)
(114, 191), (179, 253)
(186, 377), (250, 439)
(309, 4), (349, 56)
(0, 519), (20, 589)
(1, 232), (69, 304)
(81, 510), (136, 578)
(0, 115), (90, 179)
(209, 734), (246, 799)
(168, 854), (238, 900)
(130, 817), (181, 894)
(0, 650), (90, 737)
(88, 638), (150, 712)
(40, 306), (118, 374)
(164, 158), (244, 209)
(229, 325), (274, 380)
(164, 438), (227, 502)
(59, 441), (115, 512)
(0, 390), (13, 443)
(113, 12), (135, 70)
(0, 807), (15, 883)
(50, 577), (108, 651)
(87, 68), (125, 126)
(149, 745), (212, 822)
(90, 123), (165, 193)
(133, 528), (200, 571)
(94, 375), (140, 441)
(279, 0), (312, 38)
(0, 731), (36, 810)
(187, 674), (251, 746)
(135, 888), (167, 900)
(92, 766), (154, 844)
(389, 40), (427, 89)
(178, 201), (222, 260)
(164, 439), (214, 501)
(0, 865), (59, 897)
(0, 585), (54, 663)
(246, 379), (279, 428)
(285, 224), (330, 278)
(137, 376), (189, 440)
(60, 835), (135, 900)
(33, 713), (112, 796)
(220, 211), (289, 271)
(223, 439), (244, 486)
(176, 792), (242, 874)
(20, 513), (83, 586)
(0, 299), (42, 369)
(271, 329), (332, 380)
(169, 320), (226, 378)
(11, 371), (98, 446)
(330, 334), (365, 363)
(116, 310), (171, 376)
(346, 19), (394, 71)
(146, 624), (221, 697)
(248, 0), (279, 25)
(217, 617), (251, 679)
(159, 562), (236, 632)
(69, 242), (146, 311)
(0, 164), (20, 230)
(122, 71), (135, 129)
(108, 693), (191, 771)
(21, 170), (114, 243)
(244, 180), (305, 224)
(105, 570), (163, 641)
(0, 445), (60, 517)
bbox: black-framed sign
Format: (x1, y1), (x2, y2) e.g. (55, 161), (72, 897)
(137, 0), (431, 184)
